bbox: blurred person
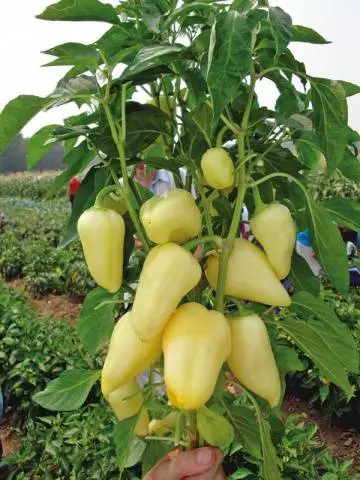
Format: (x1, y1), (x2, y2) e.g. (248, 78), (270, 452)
(68, 177), (81, 205)
(296, 229), (322, 277)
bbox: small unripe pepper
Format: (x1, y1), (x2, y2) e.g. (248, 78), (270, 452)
(201, 147), (235, 190)
(77, 206), (125, 293)
(148, 411), (179, 436)
(227, 314), (281, 408)
(250, 203), (296, 280)
(205, 239), (291, 306)
(163, 302), (231, 410)
(101, 311), (162, 395)
(132, 243), (202, 341)
(107, 379), (149, 436)
(140, 188), (201, 244)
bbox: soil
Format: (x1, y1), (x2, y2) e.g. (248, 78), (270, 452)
(6, 278), (82, 325)
(0, 417), (19, 457)
(283, 396), (360, 469)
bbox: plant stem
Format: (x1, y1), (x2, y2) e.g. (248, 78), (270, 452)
(186, 411), (199, 449)
(94, 185), (121, 207)
(252, 184), (264, 212)
(102, 102), (151, 252)
(184, 235), (223, 252)
(174, 412), (184, 446)
(214, 71), (256, 312)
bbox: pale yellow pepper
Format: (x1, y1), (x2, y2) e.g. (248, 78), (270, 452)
(101, 311), (162, 395)
(205, 239), (291, 307)
(227, 315), (281, 408)
(132, 243), (202, 341)
(140, 188), (202, 244)
(163, 302), (231, 410)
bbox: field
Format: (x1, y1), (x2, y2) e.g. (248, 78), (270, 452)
(0, 172), (360, 479)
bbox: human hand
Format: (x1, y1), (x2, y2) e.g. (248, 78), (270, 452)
(143, 447), (226, 479)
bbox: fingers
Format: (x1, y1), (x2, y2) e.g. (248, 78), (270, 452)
(143, 447), (221, 480)
(184, 450), (223, 480)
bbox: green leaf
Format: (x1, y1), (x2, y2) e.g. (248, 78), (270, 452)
(292, 25), (330, 44)
(113, 417), (138, 472)
(0, 95), (47, 154)
(95, 24), (138, 57)
(140, 0), (162, 33)
(48, 141), (94, 197)
(323, 197), (360, 232)
(121, 44), (184, 79)
(231, 0), (257, 13)
(338, 80), (360, 98)
(310, 78), (348, 173)
(206, 11), (254, 124)
(77, 287), (115, 355)
(142, 441), (171, 475)
(33, 369), (100, 411)
(48, 75), (97, 108)
(279, 315), (353, 397)
(289, 254), (321, 296)
(275, 86), (302, 118)
(268, 7), (293, 58)
(125, 437), (147, 468)
(338, 149), (360, 181)
(43, 42), (99, 70)
(91, 103), (169, 157)
(27, 124), (59, 169)
(308, 199), (349, 294)
(60, 167), (109, 247)
(296, 139), (321, 169)
(292, 291), (358, 373)
(259, 417), (281, 480)
(197, 406), (235, 452)
(226, 404), (262, 460)
(37, 0), (120, 24)
(274, 345), (304, 384)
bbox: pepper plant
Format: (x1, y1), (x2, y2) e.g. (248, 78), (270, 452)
(1, 0), (360, 478)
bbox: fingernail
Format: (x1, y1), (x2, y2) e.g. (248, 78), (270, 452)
(196, 447), (214, 465)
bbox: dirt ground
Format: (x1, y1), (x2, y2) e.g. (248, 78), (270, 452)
(7, 278), (82, 324)
(283, 396), (360, 469)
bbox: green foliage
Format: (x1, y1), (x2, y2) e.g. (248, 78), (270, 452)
(0, 174), (66, 199)
(0, 283), (98, 425)
(0, 197), (93, 296)
(286, 289), (360, 425)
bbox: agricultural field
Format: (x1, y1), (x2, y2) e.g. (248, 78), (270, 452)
(0, 173), (360, 479)
(1, 1), (360, 478)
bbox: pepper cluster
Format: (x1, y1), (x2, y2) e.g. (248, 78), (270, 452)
(77, 147), (296, 436)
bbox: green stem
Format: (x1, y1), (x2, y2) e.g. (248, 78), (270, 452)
(216, 125), (229, 148)
(252, 184), (264, 212)
(103, 102), (151, 252)
(186, 411), (199, 449)
(184, 235), (223, 252)
(192, 168), (214, 236)
(174, 412), (184, 446)
(215, 71), (257, 312)
(94, 185), (121, 207)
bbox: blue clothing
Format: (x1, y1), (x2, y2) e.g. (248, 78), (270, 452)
(296, 229), (312, 247)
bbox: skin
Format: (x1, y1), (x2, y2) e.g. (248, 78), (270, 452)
(143, 447), (226, 480)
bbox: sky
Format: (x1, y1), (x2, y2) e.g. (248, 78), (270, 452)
(0, 0), (359, 138)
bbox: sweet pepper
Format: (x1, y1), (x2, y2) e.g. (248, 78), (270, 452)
(250, 203), (296, 279)
(140, 188), (202, 244)
(163, 302), (231, 410)
(148, 411), (178, 436)
(201, 147), (234, 190)
(227, 314), (281, 408)
(101, 311), (162, 395)
(132, 243), (202, 341)
(77, 207), (125, 293)
(107, 379), (149, 436)
(205, 239), (291, 306)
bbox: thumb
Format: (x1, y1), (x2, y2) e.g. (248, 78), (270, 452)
(144, 447), (220, 480)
